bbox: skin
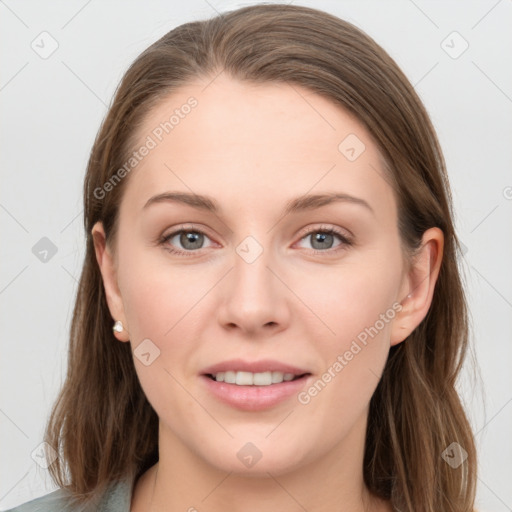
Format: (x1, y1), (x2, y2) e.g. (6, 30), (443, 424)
(92, 75), (443, 512)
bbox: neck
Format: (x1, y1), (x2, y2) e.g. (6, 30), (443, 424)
(132, 412), (391, 512)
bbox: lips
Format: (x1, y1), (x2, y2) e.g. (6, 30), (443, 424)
(200, 372), (312, 411)
(201, 358), (310, 377)
(199, 358), (312, 410)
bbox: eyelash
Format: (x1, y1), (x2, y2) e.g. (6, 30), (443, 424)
(158, 224), (353, 257)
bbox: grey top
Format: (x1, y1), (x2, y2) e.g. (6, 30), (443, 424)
(3, 474), (135, 512)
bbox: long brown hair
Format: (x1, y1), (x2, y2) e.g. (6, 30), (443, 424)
(44, 4), (477, 510)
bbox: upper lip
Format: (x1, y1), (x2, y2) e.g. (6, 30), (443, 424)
(201, 359), (311, 376)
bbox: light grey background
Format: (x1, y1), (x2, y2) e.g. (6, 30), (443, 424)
(1, 0), (511, 510)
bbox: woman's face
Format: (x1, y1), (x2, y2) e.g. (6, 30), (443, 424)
(95, 75), (429, 476)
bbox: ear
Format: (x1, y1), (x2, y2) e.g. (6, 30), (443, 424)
(390, 227), (444, 346)
(91, 221), (130, 342)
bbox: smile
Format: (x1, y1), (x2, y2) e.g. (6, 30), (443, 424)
(207, 370), (306, 385)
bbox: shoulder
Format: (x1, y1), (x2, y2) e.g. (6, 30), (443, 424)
(2, 475), (134, 512)
(2, 487), (75, 512)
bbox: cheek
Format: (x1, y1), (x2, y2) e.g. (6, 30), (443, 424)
(302, 254), (401, 349)
(117, 242), (210, 340)
(295, 252), (401, 410)
(116, 250), (204, 416)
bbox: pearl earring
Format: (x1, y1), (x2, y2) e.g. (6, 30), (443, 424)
(113, 320), (124, 333)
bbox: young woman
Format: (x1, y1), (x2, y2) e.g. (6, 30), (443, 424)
(7, 3), (477, 511)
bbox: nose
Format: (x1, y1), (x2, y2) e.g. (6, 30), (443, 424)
(216, 241), (290, 337)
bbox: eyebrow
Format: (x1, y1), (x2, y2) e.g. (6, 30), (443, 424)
(143, 191), (374, 216)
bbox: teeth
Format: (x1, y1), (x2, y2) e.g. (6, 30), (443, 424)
(212, 370), (298, 385)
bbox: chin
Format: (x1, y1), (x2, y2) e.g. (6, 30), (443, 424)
(201, 437), (311, 477)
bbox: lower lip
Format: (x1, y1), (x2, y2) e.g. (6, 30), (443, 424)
(200, 374), (311, 411)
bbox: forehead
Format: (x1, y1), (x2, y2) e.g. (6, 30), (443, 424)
(120, 75), (396, 220)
